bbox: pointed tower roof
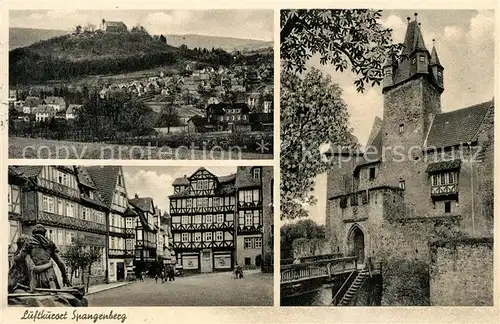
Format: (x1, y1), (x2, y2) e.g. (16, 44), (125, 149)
(430, 41), (442, 67)
(402, 13), (428, 56)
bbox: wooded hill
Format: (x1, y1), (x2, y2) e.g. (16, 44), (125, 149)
(9, 30), (272, 85)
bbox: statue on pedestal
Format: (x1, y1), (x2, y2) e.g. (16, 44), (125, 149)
(8, 225), (87, 307)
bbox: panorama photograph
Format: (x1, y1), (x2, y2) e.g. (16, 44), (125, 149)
(8, 10), (274, 160)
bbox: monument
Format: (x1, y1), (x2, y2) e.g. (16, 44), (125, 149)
(8, 225), (88, 307)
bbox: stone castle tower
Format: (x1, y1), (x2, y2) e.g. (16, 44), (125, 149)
(323, 13), (494, 306)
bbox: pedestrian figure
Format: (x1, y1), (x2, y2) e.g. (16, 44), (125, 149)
(155, 273), (158, 283)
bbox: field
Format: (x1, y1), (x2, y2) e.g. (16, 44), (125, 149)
(9, 137), (272, 160)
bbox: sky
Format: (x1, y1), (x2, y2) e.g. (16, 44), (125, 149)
(302, 9), (495, 226)
(122, 166), (237, 215)
(9, 9), (274, 41)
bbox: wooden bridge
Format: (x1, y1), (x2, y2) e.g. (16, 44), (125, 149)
(280, 256), (381, 305)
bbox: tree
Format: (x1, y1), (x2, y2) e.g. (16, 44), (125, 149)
(74, 25), (82, 34)
(160, 34), (167, 43)
(156, 104), (181, 133)
(280, 9), (404, 92)
(281, 68), (358, 220)
(280, 219), (326, 260)
(61, 236), (102, 293)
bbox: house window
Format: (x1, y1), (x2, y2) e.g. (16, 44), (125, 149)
(253, 210), (260, 225)
(213, 197), (219, 207)
(243, 190), (252, 203)
(182, 233), (189, 242)
(412, 57), (417, 64)
(419, 55), (425, 63)
(254, 237), (262, 249)
(369, 167), (376, 180)
(205, 215), (213, 224)
(399, 180), (405, 190)
(444, 201), (451, 213)
(245, 257), (251, 265)
(216, 214), (224, 223)
(216, 231), (223, 241)
(186, 199), (192, 208)
(253, 168), (261, 179)
(181, 216), (190, 224)
(399, 124), (404, 134)
(245, 212), (253, 226)
(204, 232), (212, 241)
(43, 196), (55, 213)
(194, 232), (201, 242)
(194, 215), (202, 224)
(82, 207), (89, 220)
(244, 238), (253, 249)
(384, 67), (392, 76)
(253, 189), (260, 202)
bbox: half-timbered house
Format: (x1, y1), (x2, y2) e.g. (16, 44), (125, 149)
(11, 166), (109, 285)
(235, 166), (265, 268)
(129, 194), (158, 276)
(87, 166), (134, 282)
(169, 168), (236, 273)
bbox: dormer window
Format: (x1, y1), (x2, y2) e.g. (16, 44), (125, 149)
(412, 58), (417, 65)
(419, 55), (425, 63)
(384, 68), (392, 76)
(399, 180), (406, 190)
(399, 124), (404, 134)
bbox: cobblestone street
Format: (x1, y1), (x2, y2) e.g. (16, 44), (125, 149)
(87, 270), (273, 306)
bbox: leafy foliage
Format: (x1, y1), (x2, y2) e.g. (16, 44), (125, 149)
(281, 9), (403, 92)
(280, 219), (326, 260)
(281, 68), (358, 220)
(61, 236), (102, 291)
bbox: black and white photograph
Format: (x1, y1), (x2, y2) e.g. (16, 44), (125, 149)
(280, 9), (494, 306)
(8, 165), (274, 306)
(8, 10), (274, 160)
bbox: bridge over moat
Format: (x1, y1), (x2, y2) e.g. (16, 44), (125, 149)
(280, 256), (381, 306)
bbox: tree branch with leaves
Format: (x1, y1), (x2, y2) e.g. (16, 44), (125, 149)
(281, 9), (403, 92)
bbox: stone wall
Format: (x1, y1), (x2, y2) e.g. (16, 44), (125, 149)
(429, 237), (493, 306)
(292, 238), (332, 258)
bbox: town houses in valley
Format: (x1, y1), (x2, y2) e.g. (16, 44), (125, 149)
(8, 10), (274, 159)
(8, 165), (274, 306)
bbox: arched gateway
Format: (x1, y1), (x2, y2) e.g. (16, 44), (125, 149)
(347, 225), (365, 264)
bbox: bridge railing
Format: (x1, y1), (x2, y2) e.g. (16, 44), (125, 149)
(280, 256), (358, 283)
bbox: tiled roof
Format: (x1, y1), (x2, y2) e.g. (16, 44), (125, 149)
(218, 173), (236, 183)
(187, 115), (208, 126)
(426, 159), (461, 173)
(75, 166), (97, 189)
(430, 46), (442, 66)
(402, 19), (428, 56)
(425, 100), (493, 149)
(24, 96), (40, 107)
(235, 166), (261, 188)
(14, 166), (43, 178)
(172, 176), (190, 186)
(66, 104), (82, 114)
(86, 166), (121, 207)
(43, 96), (66, 107)
(129, 197), (155, 214)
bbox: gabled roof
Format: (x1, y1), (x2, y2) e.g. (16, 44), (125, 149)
(188, 167), (217, 180)
(425, 100), (493, 149)
(75, 166), (97, 189)
(430, 46), (442, 67)
(129, 197), (155, 214)
(24, 96), (40, 108)
(86, 166), (122, 207)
